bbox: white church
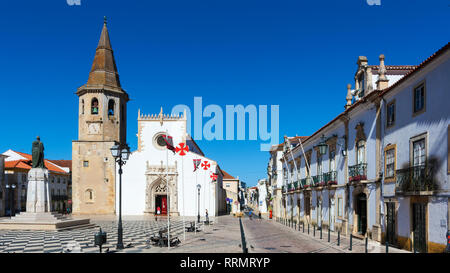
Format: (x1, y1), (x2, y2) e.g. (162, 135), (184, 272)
(72, 19), (227, 217)
(118, 108), (227, 217)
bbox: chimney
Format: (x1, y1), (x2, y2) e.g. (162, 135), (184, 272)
(345, 84), (352, 109)
(376, 54), (389, 90)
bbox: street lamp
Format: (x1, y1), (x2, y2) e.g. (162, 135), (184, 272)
(197, 184), (201, 223)
(110, 143), (130, 250)
(5, 184), (16, 217)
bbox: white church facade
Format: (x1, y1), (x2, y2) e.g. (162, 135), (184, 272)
(118, 109), (227, 216)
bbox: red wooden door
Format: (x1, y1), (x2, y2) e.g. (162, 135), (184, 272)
(161, 196), (167, 215)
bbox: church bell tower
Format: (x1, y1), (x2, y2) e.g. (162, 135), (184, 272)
(72, 18), (129, 215)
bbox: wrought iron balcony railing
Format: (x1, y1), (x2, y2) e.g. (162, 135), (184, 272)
(288, 183), (295, 192)
(323, 171), (337, 185)
(293, 181), (299, 190)
(312, 174), (325, 187)
(300, 177), (312, 188)
(395, 165), (436, 193)
(348, 163), (368, 182)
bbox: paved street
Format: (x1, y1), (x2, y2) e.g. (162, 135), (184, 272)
(0, 214), (410, 253)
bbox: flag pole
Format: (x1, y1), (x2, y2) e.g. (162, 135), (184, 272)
(182, 150), (185, 241)
(166, 129), (170, 250)
(195, 166), (198, 235)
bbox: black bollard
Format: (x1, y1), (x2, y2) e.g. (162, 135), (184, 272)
(313, 225), (316, 237)
(328, 227), (330, 242)
(365, 236), (368, 253)
(320, 226), (322, 239)
(337, 231), (340, 246)
(349, 234), (352, 251)
(303, 222), (305, 233)
(308, 223), (310, 234)
(385, 229), (389, 253)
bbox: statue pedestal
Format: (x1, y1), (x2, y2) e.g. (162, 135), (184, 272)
(0, 168), (93, 230)
(26, 168), (50, 213)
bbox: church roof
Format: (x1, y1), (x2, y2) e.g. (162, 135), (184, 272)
(77, 18), (128, 98)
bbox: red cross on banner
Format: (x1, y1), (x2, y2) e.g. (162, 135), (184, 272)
(201, 161), (210, 170)
(210, 173), (218, 181)
(175, 143), (189, 156)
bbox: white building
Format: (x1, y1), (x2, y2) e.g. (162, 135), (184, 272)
(0, 155), (7, 216)
(118, 109), (227, 217)
(1, 150), (71, 215)
(280, 42), (450, 252)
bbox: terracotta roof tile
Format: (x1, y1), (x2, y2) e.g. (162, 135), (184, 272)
(6, 151), (68, 174)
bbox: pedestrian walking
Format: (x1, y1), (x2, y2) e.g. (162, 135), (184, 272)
(205, 209), (209, 224)
(258, 211), (262, 220)
(249, 210), (253, 220)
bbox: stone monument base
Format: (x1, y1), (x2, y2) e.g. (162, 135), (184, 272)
(0, 212), (95, 231)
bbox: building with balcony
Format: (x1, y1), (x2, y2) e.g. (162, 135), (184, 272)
(279, 42), (450, 252)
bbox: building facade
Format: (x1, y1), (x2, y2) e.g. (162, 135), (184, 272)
(1, 150), (71, 215)
(279, 43), (450, 252)
(0, 155), (7, 216)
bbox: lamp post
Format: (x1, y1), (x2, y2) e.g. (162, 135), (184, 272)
(5, 184), (16, 217)
(110, 143), (130, 250)
(197, 184), (201, 223)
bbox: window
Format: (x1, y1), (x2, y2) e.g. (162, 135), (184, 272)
(83, 161), (89, 167)
(413, 83), (425, 114)
(357, 140), (365, 164)
(85, 189), (94, 202)
(358, 73), (365, 97)
(413, 139), (426, 167)
(81, 99), (85, 115)
(385, 145), (396, 179)
(387, 101), (395, 127)
(91, 98), (99, 115)
(156, 135), (166, 147)
(317, 155), (323, 175)
(329, 150), (336, 172)
(337, 197), (343, 217)
(108, 99), (115, 116)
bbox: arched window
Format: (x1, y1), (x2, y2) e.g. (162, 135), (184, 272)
(85, 189), (94, 202)
(108, 99), (115, 116)
(81, 99), (85, 115)
(91, 98), (99, 115)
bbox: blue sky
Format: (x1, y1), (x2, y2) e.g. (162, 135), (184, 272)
(0, 0), (449, 187)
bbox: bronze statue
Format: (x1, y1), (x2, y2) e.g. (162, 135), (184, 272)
(32, 136), (46, 168)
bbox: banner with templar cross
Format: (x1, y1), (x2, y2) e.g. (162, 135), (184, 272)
(210, 173), (218, 182)
(193, 159), (201, 172)
(175, 142), (189, 156)
(201, 160), (210, 171)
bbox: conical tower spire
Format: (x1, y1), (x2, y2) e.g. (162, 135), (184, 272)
(78, 17), (127, 97)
